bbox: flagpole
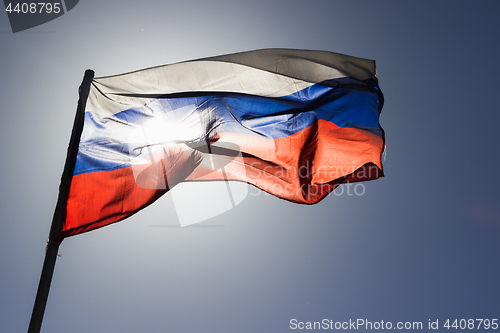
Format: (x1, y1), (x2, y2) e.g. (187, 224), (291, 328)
(28, 69), (94, 333)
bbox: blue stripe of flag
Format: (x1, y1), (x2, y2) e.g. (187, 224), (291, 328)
(74, 80), (382, 176)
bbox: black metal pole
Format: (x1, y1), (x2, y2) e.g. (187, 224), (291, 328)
(27, 69), (94, 333)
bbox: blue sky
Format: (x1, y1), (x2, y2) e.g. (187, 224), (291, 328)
(1, 1), (499, 332)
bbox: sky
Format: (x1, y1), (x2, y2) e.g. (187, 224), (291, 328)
(1, 1), (500, 332)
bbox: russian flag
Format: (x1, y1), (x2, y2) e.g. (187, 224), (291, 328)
(62, 49), (385, 238)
